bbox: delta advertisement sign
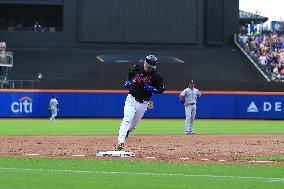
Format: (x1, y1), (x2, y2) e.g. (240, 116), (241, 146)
(247, 101), (282, 113)
(197, 94), (284, 119)
(243, 100), (284, 119)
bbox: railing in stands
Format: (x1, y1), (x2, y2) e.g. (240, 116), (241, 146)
(0, 79), (39, 89)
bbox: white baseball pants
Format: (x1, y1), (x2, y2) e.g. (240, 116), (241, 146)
(118, 94), (148, 144)
(184, 104), (197, 133)
(50, 107), (57, 121)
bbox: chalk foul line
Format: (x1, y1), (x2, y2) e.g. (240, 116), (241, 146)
(0, 167), (283, 183)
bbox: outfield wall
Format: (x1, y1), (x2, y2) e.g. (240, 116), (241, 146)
(0, 90), (284, 119)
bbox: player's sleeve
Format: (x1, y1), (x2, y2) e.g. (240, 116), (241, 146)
(197, 90), (201, 98)
(154, 75), (165, 94)
(180, 89), (187, 97)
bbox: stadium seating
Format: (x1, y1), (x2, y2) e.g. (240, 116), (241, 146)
(238, 33), (284, 82)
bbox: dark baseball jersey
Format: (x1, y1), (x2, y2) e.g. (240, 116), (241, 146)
(127, 65), (165, 102)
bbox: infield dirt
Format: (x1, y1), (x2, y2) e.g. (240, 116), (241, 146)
(0, 134), (283, 164)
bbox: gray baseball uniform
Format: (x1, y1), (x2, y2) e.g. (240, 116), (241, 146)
(180, 87), (201, 134)
(49, 98), (58, 122)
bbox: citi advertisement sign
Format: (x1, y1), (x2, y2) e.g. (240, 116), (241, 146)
(11, 96), (33, 113)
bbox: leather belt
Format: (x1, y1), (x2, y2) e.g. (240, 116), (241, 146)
(189, 103), (196, 105)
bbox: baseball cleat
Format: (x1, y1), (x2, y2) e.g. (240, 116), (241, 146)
(185, 131), (196, 135)
(117, 143), (125, 150)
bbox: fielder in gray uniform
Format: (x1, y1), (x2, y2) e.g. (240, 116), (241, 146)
(49, 95), (59, 122)
(179, 80), (201, 134)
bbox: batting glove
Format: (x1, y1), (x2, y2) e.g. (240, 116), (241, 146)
(144, 84), (158, 94)
(124, 80), (132, 89)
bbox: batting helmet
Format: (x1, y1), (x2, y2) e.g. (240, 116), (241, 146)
(145, 55), (158, 69)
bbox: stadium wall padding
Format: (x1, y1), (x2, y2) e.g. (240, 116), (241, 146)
(1, 91), (284, 119)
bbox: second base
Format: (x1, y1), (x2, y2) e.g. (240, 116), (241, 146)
(96, 151), (135, 157)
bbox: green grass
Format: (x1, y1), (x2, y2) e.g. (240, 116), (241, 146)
(0, 119), (283, 136)
(0, 158), (283, 189)
(240, 156), (284, 162)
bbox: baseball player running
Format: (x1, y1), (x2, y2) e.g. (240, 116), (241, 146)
(117, 55), (165, 150)
(179, 80), (201, 134)
(49, 95), (59, 122)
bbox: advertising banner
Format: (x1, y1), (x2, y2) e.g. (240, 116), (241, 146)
(0, 91), (283, 119)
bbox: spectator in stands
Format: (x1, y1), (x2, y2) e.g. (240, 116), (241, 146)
(0, 42), (7, 63)
(238, 32), (284, 82)
(274, 22), (282, 33)
(258, 22), (264, 35)
(34, 21), (43, 32)
(249, 21), (256, 35)
(263, 24), (269, 32)
(240, 24), (247, 35)
(259, 53), (267, 65)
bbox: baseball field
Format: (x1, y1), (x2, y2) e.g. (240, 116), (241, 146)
(0, 119), (283, 189)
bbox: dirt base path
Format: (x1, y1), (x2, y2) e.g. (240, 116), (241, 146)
(0, 134), (283, 164)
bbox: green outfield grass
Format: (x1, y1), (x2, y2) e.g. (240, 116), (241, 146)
(0, 119), (283, 136)
(0, 158), (283, 189)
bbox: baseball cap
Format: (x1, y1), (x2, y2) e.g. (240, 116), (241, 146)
(189, 80), (195, 84)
